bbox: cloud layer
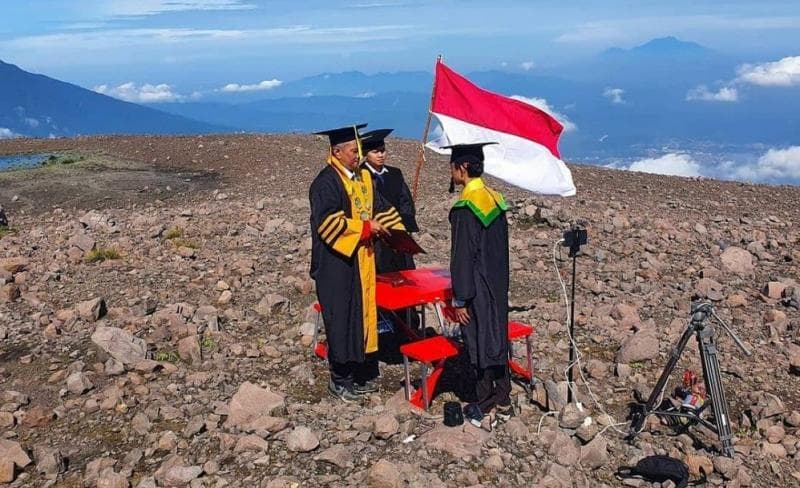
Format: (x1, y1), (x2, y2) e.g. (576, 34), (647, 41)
(727, 146), (800, 183)
(610, 146), (800, 184)
(686, 85), (738, 102)
(603, 87), (626, 104)
(618, 153), (702, 177)
(0, 128), (20, 139)
(94, 82), (183, 103)
(221, 79), (283, 92)
(737, 56), (800, 87)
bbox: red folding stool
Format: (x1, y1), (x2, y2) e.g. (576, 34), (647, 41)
(507, 321), (535, 387)
(399, 335), (461, 410)
(311, 302), (328, 360)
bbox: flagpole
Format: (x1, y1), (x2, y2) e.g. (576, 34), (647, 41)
(411, 54), (442, 201)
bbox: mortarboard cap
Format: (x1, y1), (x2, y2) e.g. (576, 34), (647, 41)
(314, 123), (367, 146)
(442, 142), (497, 164)
(359, 128), (393, 152)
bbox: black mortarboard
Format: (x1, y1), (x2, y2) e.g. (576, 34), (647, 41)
(442, 142), (497, 165)
(314, 123), (367, 146)
(359, 129), (393, 152)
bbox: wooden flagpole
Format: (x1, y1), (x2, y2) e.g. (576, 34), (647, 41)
(411, 55), (442, 201)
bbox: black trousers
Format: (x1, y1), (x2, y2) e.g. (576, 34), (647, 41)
(475, 364), (511, 413)
(329, 354), (379, 388)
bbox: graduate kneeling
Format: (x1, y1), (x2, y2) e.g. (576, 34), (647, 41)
(446, 143), (514, 425)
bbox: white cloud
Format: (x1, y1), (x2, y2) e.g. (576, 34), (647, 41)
(23, 117), (40, 128)
(686, 85), (739, 102)
(94, 82), (183, 103)
(0, 128), (20, 139)
(355, 92), (376, 98)
(612, 153), (702, 178)
(4, 25), (415, 53)
(736, 56), (800, 87)
(520, 61), (535, 71)
(603, 87), (626, 104)
(99, 0), (255, 17)
(554, 23), (626, 44)
(727, 146), (800, 183)
(220, 79), (282, 93)
(510, 95), (577, 132)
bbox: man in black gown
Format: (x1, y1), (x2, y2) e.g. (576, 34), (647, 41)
(359, 128), (419, 273)
(445, 142), (513, 425)
(309, 124), (407, 401)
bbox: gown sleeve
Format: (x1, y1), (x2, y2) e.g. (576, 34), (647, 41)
(373, 189), (407, 232)
(449, 208), (480, 304)
(310, 174), (364, 258)
(394, 168), (419, 232)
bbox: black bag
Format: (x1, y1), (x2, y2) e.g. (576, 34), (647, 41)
(617, 455), (692, 488)
(443, 401), (464, 427)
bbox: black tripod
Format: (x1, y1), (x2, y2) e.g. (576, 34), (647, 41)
(628, 302), (751, 457)
(561, 225), (587, 404)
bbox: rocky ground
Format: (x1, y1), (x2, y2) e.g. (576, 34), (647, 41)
(1, 134), (799, 487)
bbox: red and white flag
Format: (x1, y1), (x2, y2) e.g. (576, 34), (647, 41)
(427, 60), (576, 197)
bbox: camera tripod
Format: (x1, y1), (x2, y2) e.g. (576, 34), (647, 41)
(628, 302), (752, 457)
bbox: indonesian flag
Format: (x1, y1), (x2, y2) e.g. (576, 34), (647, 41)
(427, 61), (576, 197)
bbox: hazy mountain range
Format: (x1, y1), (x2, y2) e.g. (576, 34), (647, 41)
(2, 37), (798, 165)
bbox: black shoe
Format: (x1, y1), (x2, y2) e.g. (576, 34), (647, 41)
(496, 404), (515, 423)
(328, 381), (361, 402)
(353, 379), (379, 395)
(463, 403), (484, 428)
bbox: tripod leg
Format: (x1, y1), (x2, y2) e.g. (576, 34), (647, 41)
(697, 329), (735, 457)
(629, 322), (696, 435)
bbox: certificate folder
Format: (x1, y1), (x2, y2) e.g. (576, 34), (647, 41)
(381, 229), (425, 255)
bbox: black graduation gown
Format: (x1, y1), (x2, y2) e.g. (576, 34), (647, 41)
(309, 165), (404, 364)
(449, 205), (509, 368)
(370, 165), (419, 274)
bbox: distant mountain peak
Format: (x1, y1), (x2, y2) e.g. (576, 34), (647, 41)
(603, 36), (713, 58)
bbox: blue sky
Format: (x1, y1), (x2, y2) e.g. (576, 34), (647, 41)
(1, 1), (799, 92)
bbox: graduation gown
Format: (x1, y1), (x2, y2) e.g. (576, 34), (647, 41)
(368, 164), (419, 273)
(449, 177), (510, 368)
(310, 157), (406, 364)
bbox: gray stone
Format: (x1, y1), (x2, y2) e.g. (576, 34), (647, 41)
(255, 293), (290, 317)
(0, 440), (31, 468)
(154, 455), (202, 487)
(66, 371), (94, 395)
(76, 297), (107, 322)
(177, 335), (202, 365)
(234, 434), (268, 453)
(69, 232), (96, 252)
(419, 423), (491, 459)
(367, 459), (403, 488)
(286, 426), (319, 452)
(225, 382), (286, 428)
(372, 413), (399, 440)
(314, 445), (351, 468)
(720, 247), (754, 275)
(559, 402), (587, 429)
(33, 446), (65, 478)
(92, 326), (148, 365)
(616, 329), (659, 363)
(580, 436), (608, 469)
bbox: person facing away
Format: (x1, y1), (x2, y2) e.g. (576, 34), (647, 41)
(445, 142), (513, 426)
(308, 124), (407, 402)
(359, 128), (419, 274)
